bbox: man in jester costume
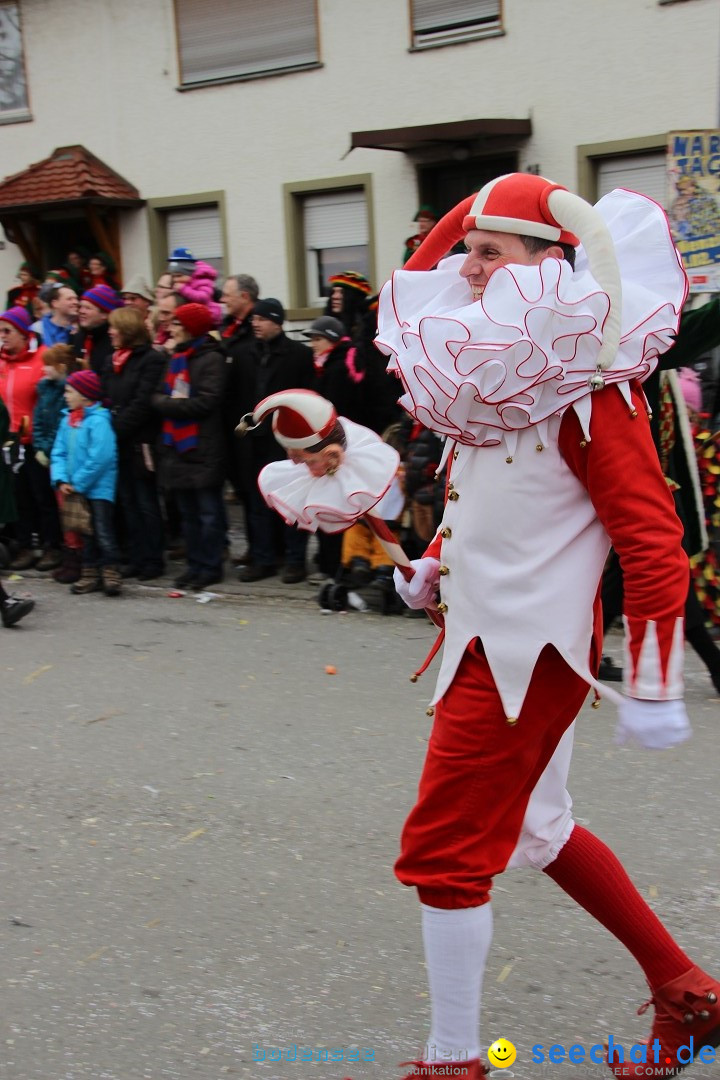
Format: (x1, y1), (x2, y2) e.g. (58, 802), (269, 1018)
(253, 173), (719, 1079)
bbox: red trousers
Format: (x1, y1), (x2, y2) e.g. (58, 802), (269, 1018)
(395, 640), (590, 908)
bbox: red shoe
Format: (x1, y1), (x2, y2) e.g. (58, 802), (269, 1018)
(607, 965), (720, 1077)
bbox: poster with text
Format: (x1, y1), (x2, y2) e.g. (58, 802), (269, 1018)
(667, 130), (720, 292)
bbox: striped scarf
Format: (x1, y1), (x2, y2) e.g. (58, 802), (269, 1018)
(162, 341), (201, 453)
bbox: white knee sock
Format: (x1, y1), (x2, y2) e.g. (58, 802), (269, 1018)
(421, 902), (493, 1063)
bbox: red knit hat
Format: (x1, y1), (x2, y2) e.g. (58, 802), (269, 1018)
(462, 174), (580, 246)
(174, 303), (214, 338)
(67, 369), (103, 401)
(240, 390), (338, 449)
(0, 306), (33, 335)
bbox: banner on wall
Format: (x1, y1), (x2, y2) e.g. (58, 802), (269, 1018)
(667, 130), (720, 292)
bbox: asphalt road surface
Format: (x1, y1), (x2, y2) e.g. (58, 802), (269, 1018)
(2, 576), (719, 1080)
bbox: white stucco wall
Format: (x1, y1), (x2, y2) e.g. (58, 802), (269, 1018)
(0, 0), (717, 306)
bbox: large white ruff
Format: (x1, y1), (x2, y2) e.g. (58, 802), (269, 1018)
(258, 418), (399, 534)
(375, 189), (688, 446)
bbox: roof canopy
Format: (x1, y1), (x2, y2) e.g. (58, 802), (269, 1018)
(0, 145), (143, 213)
(350, 117), (531, 153)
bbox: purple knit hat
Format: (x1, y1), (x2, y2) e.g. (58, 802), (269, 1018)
(0, 305), (33, 335)
(81, 284), (123, 313)
(67, 369), (103, 402)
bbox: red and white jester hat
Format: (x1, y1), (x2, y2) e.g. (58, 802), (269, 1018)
(404, 172), (622, 371)
(236, 389), (338, 449)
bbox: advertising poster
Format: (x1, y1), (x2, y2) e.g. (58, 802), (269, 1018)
(667, 130), (720, 292)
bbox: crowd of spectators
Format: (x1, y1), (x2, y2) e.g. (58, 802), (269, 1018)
(0, 246), (447, 613)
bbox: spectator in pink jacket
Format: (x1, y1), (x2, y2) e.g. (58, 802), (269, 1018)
(167, 248), (222, 327)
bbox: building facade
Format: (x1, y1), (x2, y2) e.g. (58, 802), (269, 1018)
(0, 0), (717, 319)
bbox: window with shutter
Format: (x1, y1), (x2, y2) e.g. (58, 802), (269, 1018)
(410, 0), (502, 49)
(174, 0), (320, 87)
(0, 2), (30, 123)
(303, 191), (369, 304)
(166, 205), (225, 276)
(596, 154), (667, 206)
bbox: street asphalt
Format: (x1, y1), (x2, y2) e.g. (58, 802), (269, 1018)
(2, 563), (719, 1080)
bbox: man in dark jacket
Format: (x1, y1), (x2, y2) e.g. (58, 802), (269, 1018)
(236, 297), (315, 583)
(219, 274), (260, 513)
(152, 303), (227, 591)
(71, 284), (122, 375)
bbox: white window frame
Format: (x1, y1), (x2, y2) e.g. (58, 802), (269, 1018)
(174, 0), (321, 88)
(409, 0), (503, 50)
(0, 1), (30, 124)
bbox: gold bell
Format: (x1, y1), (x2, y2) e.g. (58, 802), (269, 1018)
(448, 490), (459, 501)
(535, 444), (543, 452)
(505, 456), (513, 464)
(438, 565), (449, 576)
(425, 706), (435, 717)
(436, 602), (448, 614)
(440, 526), (452, 539)
(591, 699), (601, 710)
(410, 674), (418, 683)
(579, 439), (587, 449)
(589, 368), (606, 391)
(506, 716), (518, 726)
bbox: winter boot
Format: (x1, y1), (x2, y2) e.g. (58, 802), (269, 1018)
(102, 565), (122, 597)
(9, 548), (37, 571)
(1, 594), (35, 627)
(70, 567), (101, 595)
(607, 964), (720, 1077)
(35, 547), (63, 571)
(52, 548), (82, 584)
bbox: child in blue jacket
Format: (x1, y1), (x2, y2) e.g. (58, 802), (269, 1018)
(50, 369), (120, 596)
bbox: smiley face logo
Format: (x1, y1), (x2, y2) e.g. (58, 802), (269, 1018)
(487, 1039), (517, 1069)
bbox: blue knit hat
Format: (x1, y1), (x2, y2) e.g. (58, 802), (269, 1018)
(0, 305), (33, 335)
(167, 247), (197, 273)
(81, 284), (123, 313)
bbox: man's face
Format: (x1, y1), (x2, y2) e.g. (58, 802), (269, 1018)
(53, 287), (78, 321)
(157, 295), (178, 328)
(416, 214), (435, 236)
(460, 229), (558, 302)
(122, 293), (151, 314)
(78, 300), (107, 329)
(252, 315), (282, 342)
(221, 279), (251, 319)
(329, 286), (344, 314)
(288, 444), (344, 478)
(0, 322), (27, 353)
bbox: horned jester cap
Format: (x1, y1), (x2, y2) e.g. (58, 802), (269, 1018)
(378, 172), (687, 448)
(236, 389), (339, 449)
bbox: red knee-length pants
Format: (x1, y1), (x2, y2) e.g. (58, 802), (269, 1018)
(395, 640), (590, 908)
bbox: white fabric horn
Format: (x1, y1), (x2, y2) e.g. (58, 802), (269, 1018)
(547, 189), (622, 371)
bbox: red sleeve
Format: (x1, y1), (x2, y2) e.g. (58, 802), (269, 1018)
(559, 384), (688, 698)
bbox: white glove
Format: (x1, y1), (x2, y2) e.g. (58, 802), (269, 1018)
(393, 557), (440, 610)
(615, 698), (691, 751)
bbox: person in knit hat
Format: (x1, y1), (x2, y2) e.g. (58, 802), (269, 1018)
(33, 343), (84, 582)
(151, 303), (227, 591)
(71, 284), (123, 376)
(0, 306), (62, 571)
(343, 173), (719, 1079)
(167, 248), (222, 326)
(324, 270), (372, 339)
(50, 368), (121, 596)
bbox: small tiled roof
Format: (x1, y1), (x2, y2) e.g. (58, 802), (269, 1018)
(0, 145), (142, 210)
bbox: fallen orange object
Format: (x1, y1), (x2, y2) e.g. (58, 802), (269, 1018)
(325, 664), (337, 675)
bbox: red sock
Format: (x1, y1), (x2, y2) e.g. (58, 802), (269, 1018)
(544, 825), (691, 990)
